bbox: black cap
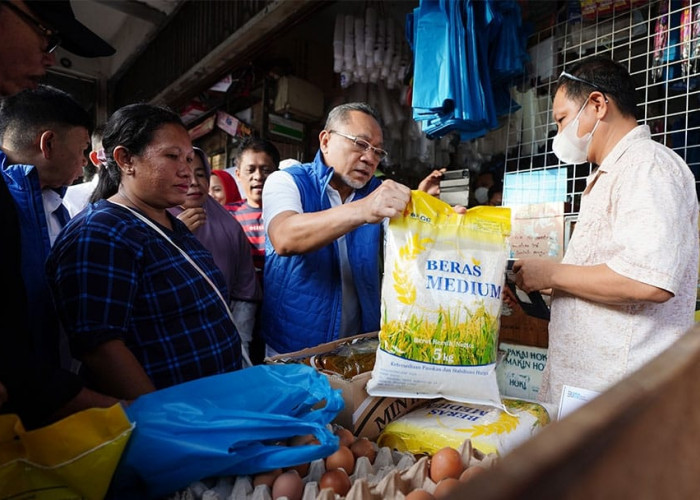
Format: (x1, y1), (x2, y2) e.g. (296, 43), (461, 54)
(24, 0), (116, 58)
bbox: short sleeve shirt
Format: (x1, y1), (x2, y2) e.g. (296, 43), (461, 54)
(46, 201), (242, 389)
(542, 125), (699, 405)
(226, 200), (265, 273)
(262, 170), (361, 338)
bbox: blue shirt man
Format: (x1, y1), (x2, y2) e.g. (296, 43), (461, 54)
(261, 102), (412, 355)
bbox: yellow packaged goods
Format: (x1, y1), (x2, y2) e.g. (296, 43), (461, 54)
(0, 403), (133, 500)
(377, 398), (550, 457)
(367, 190), (511, 408)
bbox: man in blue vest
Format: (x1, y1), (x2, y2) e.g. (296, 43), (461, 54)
(261, 102), (415, 355)
(1, 84), (93, 374)
(0, 1), (116, 424)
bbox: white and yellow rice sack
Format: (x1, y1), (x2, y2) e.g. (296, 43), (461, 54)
(366, 190), (511, 408)
(377, 398), (550, 456)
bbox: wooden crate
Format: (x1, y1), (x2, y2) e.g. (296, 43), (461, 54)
(499, 304), (549, 348)
(448, 322), (700, 499)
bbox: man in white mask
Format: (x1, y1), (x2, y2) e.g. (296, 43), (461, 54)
(510, 56), (699, 408)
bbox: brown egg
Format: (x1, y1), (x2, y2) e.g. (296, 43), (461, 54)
(288, 433), (320, 447)
(433, 477), (462, 499)
(325, 445), (355, 473)
(286, 461), (310, 478)
(271, 470), (304, 500)
(404, 488), (435, 500)
(429, 447), (464, 483)
(350, 437), (377, 464)
(253, 468), (282, 489)
(334, 427), (356, 448)
(319, 468), (352, 496)
(459, 465), (488, 482)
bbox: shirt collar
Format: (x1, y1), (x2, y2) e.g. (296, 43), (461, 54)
(597, 124), (650, 173)
(42, 188), (63, 212)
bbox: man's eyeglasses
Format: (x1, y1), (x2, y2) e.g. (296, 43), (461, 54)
(559, 71), (609, 100)
(1, 1), (61, 53)
(330, 130), (388, 161)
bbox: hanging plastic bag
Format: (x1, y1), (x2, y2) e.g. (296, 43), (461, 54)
(0, 403), (133, 500)
(114, 364), (344, 499)
(367, 191), (511, 409)
(410, 1), (454, 117)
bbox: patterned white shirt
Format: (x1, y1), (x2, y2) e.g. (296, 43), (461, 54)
(542, 125), (699, 406)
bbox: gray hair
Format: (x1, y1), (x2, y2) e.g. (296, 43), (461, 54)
(324, 102), (382, 130)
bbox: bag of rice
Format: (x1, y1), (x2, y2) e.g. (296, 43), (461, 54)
(377, 398), (550, 456)
(366, 190), (511, 408)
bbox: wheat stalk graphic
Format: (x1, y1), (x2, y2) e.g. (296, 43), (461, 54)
(463, 411), (519, 437)
(392, 233), (433, 305)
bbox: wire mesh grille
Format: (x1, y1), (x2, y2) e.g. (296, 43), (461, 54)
(504, 0), (700, 217)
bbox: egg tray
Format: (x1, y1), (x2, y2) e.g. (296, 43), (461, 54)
(169, 439), (497, 500)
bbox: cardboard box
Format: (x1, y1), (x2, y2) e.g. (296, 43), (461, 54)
(273, 75), (324, 123)
(265, 332), (427, 440)
(499, 303), (549, 348)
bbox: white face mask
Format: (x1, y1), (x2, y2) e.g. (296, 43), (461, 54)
(551, 101), (600, 164)
(474, 186), (489, 204)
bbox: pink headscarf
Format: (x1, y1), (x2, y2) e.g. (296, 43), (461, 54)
(210, 169), (242, 204)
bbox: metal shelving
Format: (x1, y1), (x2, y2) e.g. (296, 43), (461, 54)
(504, 0), (700, 216)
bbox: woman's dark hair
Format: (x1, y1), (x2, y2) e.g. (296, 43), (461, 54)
(555, 55), (639, 119)
(90, 103), (184, 202)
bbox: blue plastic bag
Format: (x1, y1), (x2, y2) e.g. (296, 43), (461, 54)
(113, 364), (344, 499)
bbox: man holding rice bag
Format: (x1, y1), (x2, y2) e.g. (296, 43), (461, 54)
(260, 102), (414, 356)
(511, 56), (699, 407)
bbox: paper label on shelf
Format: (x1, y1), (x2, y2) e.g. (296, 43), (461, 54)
(557, 384), (601, 420)
(496, 342), (548, 401)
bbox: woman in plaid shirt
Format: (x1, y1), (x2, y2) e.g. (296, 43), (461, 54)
(47, 104), (243, 400)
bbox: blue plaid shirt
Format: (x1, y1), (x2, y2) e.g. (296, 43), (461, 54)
(46, 200), (242, 389)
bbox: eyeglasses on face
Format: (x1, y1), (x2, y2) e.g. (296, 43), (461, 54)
(1, 1), (61, 53)
(329, 130), (388, 161)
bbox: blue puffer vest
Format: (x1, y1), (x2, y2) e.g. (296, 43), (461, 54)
(1, 154), (68, 370)
(261, 151), (382, 354)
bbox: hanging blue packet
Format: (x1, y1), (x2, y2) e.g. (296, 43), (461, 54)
(411, 0), (455, 118)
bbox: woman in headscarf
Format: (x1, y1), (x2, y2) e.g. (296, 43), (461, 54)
(169, 148), (260, 366)
(209, 168), (241, 205)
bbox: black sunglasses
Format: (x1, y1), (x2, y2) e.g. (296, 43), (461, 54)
(1, 1), (61, 53)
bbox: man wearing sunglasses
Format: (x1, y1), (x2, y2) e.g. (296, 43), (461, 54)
(511, 56), (698, 409)
(0, 1), (115, 424)
(260, 102), (419, 356)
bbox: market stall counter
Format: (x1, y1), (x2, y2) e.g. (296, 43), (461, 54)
(442, 321), (700, 499)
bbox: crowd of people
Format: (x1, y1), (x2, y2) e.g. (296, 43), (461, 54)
(1, 1), (698, 435)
